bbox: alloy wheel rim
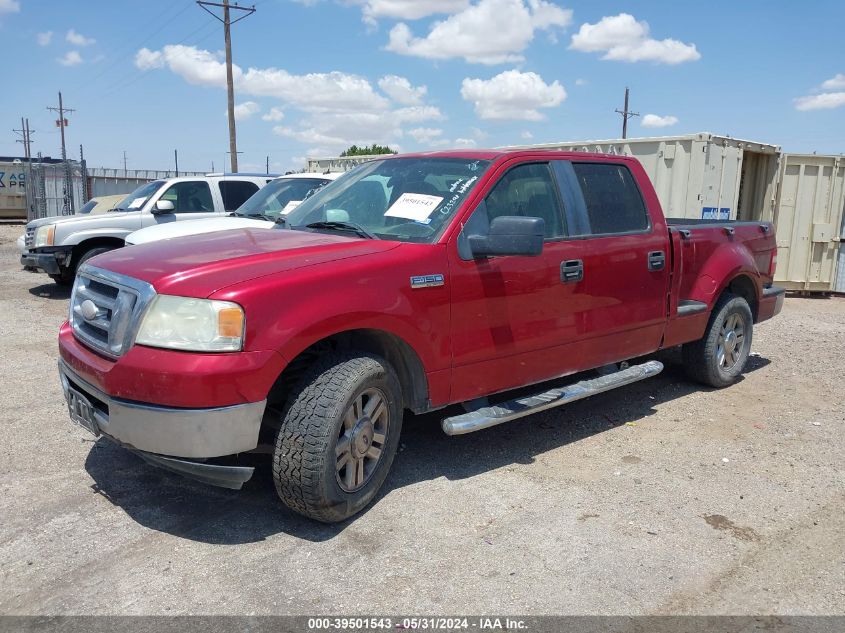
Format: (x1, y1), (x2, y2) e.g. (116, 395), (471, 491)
(717, 312), (746, 370)
(335, 388), (389, 492)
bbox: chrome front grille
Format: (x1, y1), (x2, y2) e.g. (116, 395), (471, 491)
(70, 265), (156, 358)
(24, 226), (35, 249)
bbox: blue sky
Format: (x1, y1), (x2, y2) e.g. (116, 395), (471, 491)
(1, 0), (843, 173)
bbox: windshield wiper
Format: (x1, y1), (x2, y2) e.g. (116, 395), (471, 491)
(304, 221), (378, 240)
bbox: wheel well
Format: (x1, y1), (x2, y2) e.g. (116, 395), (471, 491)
(71, 237), (125, 267)
(267, 329), (430, 414)
(726, 275), (758, 319)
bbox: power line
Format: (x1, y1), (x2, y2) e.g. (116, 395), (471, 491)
(196, 0), (256, 173)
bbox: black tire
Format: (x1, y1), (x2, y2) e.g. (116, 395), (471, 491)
(48, 269), (74, 286)
(76, 246), (114, 269)
(272, 352), (403, 523)
(683, 292), (753, 388)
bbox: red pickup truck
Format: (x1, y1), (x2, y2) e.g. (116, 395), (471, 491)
(58, 150), (784, 522)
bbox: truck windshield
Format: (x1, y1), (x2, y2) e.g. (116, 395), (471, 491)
(113, 181), (165, 212)
(237, 177), (330, 220)
(284, 157), (491, 242)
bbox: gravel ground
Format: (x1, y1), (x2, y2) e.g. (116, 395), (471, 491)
(0, 224), (843, 616)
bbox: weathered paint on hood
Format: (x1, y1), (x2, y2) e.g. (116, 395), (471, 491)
(89, 226), (400, 297)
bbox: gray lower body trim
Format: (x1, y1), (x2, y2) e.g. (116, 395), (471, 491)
(20, 252), (61, 274)
(762, 285), (785, 299)
(131, 449), (254, 490)
(58, 359), (266, 458)
(442, 360), (664, 435)
(677, 299), (708, 317)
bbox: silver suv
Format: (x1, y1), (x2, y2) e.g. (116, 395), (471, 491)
(21, 174), (273, 284)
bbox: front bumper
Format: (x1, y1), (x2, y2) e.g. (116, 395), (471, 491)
(758, 285), (785, 322)
(58, 358), (266, 460)
(20, 250), (63, 275)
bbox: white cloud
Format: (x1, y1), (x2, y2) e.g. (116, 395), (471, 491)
(0, 0), (20, 15)
(521, 130), (533, 139)
(66, 28), (95, 46)
(641, 113), (679, 128)
(262, 107), (285, 121)
(356, 0), (470, 21)
(136, 45), (389, 113)
(570, 13), (700, 65)
(821, 73), (845, 90)
(378, 74), (427, 105)
(454, 138), (477, 148)
(386, 0), (573, 65)
(408, 127), (444, 144)
(794, 92), (845, 111)
(574, 78), (587, 86)
(57, 51), (83, 67)
(231, 101), (260, 120)
(36, 31), (53, 46)
(461, 70), (566, 120)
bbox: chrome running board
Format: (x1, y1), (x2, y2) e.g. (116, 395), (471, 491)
(442, 360), (664, 435)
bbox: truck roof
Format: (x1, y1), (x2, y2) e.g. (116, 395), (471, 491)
(370, 148), (634, 162)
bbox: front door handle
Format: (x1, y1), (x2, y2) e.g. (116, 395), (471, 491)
(648, 251), (666, 271)
(561, 259), (584, 283)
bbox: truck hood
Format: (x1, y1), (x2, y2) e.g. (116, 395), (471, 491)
(26, 211), (142, 230)
(92, 226), (400, 297)
(126, 216), (271, 245)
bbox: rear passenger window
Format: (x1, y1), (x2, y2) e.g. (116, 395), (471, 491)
(572, 163), (648, 235)
(219, 180), (260, 211)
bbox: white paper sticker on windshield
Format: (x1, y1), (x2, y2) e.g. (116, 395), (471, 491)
(385, 193), (443, 222)
(128, 197), (147, 209)
(280, 200), (302, 215)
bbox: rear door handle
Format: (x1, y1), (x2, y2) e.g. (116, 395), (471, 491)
(561, 259), (584, 283)
(648, 251), (666, 271)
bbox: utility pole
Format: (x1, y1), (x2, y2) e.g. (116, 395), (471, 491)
(266, 155), (269, 175)
(47, 92), (76, 214)
(14, 118), (36, 220)
(174, 149), (180, 177)
(197, 0), (256, 173)
(614, 87), (639, 140)
(79, 144), (90, 203)
(123, 150), (128, 176)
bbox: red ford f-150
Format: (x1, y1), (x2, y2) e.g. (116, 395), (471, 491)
(57, 150), (784, 522)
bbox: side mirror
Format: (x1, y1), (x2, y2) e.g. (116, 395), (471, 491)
(467, 216), (545, 258)
(152, 200), (175, 215)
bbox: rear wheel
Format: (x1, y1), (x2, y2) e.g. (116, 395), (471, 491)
(272, 352), (403, 522)
(683, 293), (753, 388)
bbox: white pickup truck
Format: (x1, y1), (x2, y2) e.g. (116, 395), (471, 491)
(125, 172), (340, 245)
(20, 174), (273, 284)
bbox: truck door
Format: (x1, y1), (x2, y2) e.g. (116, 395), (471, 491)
(447, 158), (670, 403)
(448, 160), (583, 401)
(551, 160), (670, 363)
(145, 180), (219, 227)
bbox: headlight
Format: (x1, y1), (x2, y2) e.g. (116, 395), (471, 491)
(34, 225), (55, 248)
(135, 295), (245, 352)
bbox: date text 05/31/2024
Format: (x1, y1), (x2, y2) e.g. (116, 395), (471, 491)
(307, 617), (528, 630)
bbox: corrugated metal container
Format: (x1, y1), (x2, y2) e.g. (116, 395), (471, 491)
(0, 161), (28, 219)
(773, 154), (845, 292)
(508, 133), (782, 221)
(305, 155), (381, 173)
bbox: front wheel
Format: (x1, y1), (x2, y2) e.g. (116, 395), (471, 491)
(272, 352), (403, 523)
(683, 293), (753, 388)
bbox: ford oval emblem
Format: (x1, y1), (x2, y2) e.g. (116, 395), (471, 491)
(80, 299), (99, 321)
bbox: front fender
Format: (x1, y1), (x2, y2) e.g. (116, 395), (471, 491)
(61, 227), (133, 247)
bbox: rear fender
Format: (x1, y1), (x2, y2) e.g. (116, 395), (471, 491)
(687, 242), (761, 310)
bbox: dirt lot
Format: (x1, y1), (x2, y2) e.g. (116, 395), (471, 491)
(0, 224), (843, 616)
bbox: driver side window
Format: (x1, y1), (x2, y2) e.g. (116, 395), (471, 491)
(484, 163), (565, 239)
(159, 181), (214, 213)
